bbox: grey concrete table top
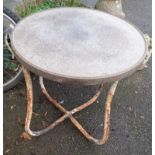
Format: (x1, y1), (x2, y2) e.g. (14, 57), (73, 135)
(11, 7), (146, 85)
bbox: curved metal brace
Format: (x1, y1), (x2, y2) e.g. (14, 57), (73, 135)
(39, 77), (119, 145)
(70, 81), (118, 145)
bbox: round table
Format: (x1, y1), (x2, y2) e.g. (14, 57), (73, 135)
(11, 7), (146, 145)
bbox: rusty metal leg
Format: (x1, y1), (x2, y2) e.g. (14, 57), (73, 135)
(23, 67), (69, 136)
(70, 81), (119, 145)
(23, 67), (90, 136)
(22, 66), (104, 137)
(39, 76), (118, 145)
(22, 65), (118, 145)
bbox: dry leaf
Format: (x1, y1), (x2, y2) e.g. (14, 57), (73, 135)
(140, 115), (145, 119)
(5, 148), (10, 154)
(44, 112), (48, 117)
(44, 112), (49, 122)
(10, 104), (16, 110)
(128, 107), (132, 112)
(33, 112), (40, 116)
(135, 90), (138, 94)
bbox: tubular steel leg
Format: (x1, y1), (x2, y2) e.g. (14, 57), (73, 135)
(23, 66), (118, 145)
(23, 67), (104, 137)
(23, 67), (79, 136)
(39, 77), (118, 145)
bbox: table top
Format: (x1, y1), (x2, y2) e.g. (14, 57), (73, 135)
(11, 7), (146, 85)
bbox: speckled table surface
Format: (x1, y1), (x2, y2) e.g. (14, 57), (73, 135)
(11, 7), (146, 85)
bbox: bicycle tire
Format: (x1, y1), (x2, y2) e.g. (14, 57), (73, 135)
(3, 6), (23, 92)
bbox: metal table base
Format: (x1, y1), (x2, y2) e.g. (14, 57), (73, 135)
(23, 67), (119, 145)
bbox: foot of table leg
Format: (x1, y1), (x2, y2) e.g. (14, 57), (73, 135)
(39, 76), (118, 145)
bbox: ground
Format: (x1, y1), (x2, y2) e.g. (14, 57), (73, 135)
(3, 0), (152, 155)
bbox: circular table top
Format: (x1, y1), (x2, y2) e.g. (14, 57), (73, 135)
(11, 7), (146, 85)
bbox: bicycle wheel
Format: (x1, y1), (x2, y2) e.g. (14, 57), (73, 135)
(3, 7), (23, 92)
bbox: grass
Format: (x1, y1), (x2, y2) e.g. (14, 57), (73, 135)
(16, 0), (85, 17)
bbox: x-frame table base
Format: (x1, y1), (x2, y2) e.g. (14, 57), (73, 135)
(23, 67), (119, 145)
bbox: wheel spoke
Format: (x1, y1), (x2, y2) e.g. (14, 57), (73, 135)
(4, 69), (14, 78)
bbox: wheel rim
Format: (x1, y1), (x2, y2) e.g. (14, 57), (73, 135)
(3, 13), (22, 88)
